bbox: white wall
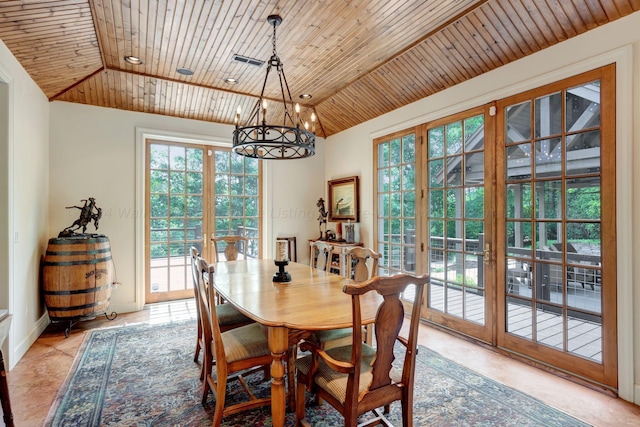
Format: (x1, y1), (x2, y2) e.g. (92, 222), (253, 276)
(324, 12), (640, 404)
(266, 139), (327, 263)
(323, 124), (376, 247)
(50, 102), (326, 313)
(0, 39), (50, 369)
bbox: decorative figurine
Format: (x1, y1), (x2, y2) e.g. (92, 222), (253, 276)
(316, 197), (328, 240)
(59, 197), (103, 237)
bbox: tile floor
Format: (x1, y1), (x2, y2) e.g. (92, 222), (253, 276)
(5, 299), (640, 426)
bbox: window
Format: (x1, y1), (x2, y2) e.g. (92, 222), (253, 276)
(212, 150), (260, 257)
(375, 132), (417, 276)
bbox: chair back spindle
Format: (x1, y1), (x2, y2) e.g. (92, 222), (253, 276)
(212, 236), (250, 262)
(345, 247), (382, 282)
(310, 241), (334, 271)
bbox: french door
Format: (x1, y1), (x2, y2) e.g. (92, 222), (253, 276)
(378, 64), (617, 389)
(422, 105), (494, 343)
(495, 65), (616, 389)
(145, 140), (261, 303)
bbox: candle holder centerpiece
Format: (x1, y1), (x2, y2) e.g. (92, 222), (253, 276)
(273, 240), (291, 282)
(273, 260), (291, 282)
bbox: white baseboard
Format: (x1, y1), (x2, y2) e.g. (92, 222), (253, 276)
(9, 301), (143, 370)
(10, 311), (49, 370)
(634, 385), (640, 406)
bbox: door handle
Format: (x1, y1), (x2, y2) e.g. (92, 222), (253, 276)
(484, 243), (491, 265)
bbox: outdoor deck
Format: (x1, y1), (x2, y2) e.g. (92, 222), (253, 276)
(426, 282), (602, 363)
(149, 252), (243, 293)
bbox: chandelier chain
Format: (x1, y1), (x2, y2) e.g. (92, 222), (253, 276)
(272, 21), (277, 57)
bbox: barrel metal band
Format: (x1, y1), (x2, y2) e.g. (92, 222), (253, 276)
(46, 301), (107, 311)
(45, 247), (112, 256)
(42, 283), (113, 295)
(48, 237), (109, 244)
(43, 255), (113, 266)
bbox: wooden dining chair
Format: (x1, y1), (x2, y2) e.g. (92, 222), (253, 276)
(190, 247), (205, 366)
(346, 247), (382, 282)
(197, 257), (273, 425)
(312, 246), (383, 349)
(190, 247), (252, 380)
(295, 273), (429, 427)
(211, 235), (250, 262)
(309, 241), (334, 271)
(211, 235), (251, 305)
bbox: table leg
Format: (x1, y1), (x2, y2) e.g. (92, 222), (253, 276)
(267, 326), (288, 427)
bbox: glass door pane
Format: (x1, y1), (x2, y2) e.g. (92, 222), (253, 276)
(503, 83), (603, 361)
(375, 133), (417, 301)
(146, 142), (205, 303)
(212, 150), (260, 258)
(425, 112), (489, 335)
(497, 65), (616, 389)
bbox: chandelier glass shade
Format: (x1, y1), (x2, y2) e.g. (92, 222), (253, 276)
(232, 15), (316, 160)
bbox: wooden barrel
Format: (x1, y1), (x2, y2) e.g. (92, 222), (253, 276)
(42, 236), (114, 321)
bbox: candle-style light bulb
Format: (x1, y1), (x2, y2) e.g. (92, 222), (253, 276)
(235, 105), (241, 126)
(262, 99), (268, 123)
(295, 103), (301, 126)
(304, 121), (309, 130)
(311, 112), (316, 133)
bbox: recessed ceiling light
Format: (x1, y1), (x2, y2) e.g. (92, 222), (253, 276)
(224, 78), (239, 84)
(124, 55), (143, 65)
(177, 67), (194, 76)
(299, 93), (312, 99)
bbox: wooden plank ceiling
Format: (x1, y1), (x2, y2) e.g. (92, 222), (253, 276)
(1, 0), (638, 138)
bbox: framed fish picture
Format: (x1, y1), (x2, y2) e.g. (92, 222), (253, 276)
(328, 176), (359, 222)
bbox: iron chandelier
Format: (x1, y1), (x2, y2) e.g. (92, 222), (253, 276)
(232, 15), (316, 160)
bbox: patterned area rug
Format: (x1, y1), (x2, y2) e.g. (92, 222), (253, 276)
(45, 320), (591, 426)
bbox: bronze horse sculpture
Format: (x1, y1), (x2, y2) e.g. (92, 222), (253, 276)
(59, 197), (103, 237)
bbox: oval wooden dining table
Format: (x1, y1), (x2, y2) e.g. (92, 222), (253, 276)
(212, 258), (381, 427)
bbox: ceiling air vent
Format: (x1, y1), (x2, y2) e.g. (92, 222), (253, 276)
(232, 54), (264, 67)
